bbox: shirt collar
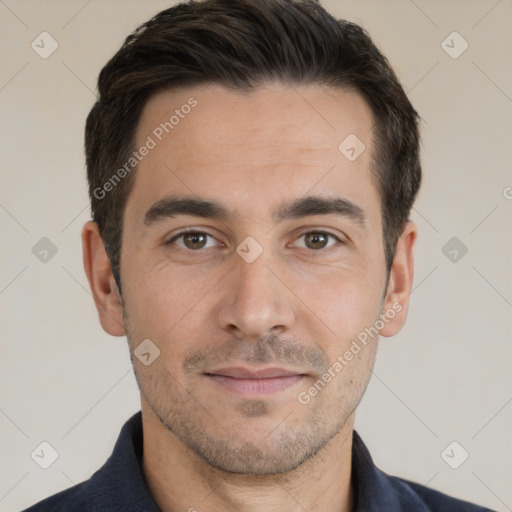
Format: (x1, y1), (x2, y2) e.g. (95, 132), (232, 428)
(85, 411), (415, 511)
(86, 411), (160, 512)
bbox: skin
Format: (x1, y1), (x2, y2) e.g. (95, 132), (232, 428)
(82, 83), (416, 512)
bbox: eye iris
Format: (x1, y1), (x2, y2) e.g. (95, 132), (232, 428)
(305, 232), (328, 249)
(184, 232), (207, 249)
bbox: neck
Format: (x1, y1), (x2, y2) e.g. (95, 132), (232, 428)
(140, 402), (355, 512)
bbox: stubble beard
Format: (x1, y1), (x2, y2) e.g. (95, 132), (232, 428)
(122, 295), (378, 476)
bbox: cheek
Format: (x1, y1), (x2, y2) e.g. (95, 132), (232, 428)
(297, 265), (385, 343)
(123, 259), (223, 350)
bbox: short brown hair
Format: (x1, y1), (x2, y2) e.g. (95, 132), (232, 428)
(85, 0), (421, 293)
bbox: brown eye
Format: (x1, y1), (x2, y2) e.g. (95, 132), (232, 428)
(293, 231), (341, 251)
(169, 231), (218, 250)
(182, 232), (208, 249)
(304, 232), (329, 249)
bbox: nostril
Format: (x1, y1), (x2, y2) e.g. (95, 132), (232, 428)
(270, 325), (285, 335)
(226, 324), (243, 336)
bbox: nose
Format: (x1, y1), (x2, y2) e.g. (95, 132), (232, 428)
(216, 251), (296, 340)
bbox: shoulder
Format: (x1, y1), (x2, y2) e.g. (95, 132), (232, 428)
(351, 430), (495, 512)
(21, 481), (88, 512)
(21, 411), (147, 511)
(388, 474), (496, 511)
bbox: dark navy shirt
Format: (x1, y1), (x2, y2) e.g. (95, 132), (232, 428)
(23, 411), (495, 511)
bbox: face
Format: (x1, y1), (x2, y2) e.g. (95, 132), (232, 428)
(88, 83), (414, 475)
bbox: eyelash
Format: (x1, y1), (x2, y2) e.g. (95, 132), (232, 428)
(294, 230), (343, 250)
(166, 228), (345, 252)
(167, 229), (220, 250)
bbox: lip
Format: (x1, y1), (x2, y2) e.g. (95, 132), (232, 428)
(204, 366), (307, 395)
(206, 366), (303, 379)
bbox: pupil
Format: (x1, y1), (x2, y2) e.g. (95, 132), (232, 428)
(306, 233), (327, 249)
(185, 233), (206, 249)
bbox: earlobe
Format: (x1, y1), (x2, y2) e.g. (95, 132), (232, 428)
(380, 221), (417, 338)
(81, 221), (126, 336)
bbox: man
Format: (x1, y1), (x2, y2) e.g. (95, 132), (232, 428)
(24, 0), (495, 510)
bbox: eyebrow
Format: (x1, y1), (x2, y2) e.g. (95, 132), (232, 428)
(143, 194), (366, 228)
(144, 196), (230, 226)
(272, 195), (366, 227)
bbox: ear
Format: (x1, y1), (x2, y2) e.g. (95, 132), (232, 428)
(81, 221), (126, 336)
(379, 221), (417, 337)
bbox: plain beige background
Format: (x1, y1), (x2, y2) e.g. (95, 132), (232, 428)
(1, 1), (511, 511)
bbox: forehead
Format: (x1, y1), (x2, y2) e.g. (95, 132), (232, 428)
(125, 83), (379, 225)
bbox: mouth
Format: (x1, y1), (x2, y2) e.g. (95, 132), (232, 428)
(204, 366), (307, 395)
